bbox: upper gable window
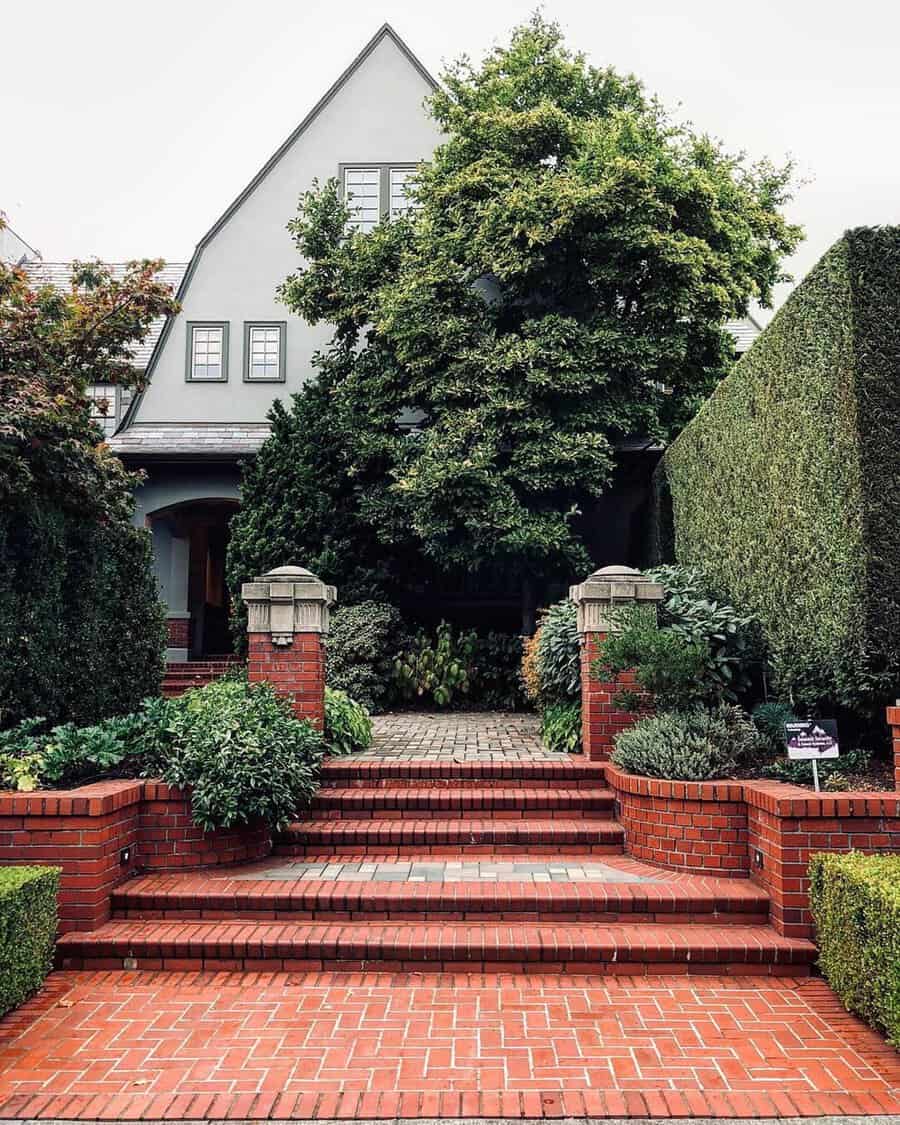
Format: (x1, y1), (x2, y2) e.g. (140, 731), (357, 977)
(344, 168), (381, 232)
(342, 165), (421, 231)
(244, 322), (286, 382)
(389, 168), (420, 218)
(86, 384), (118, 437)
(187, 322), (228, 382)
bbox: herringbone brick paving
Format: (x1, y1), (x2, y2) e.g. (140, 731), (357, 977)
(0, 971), (897, 1119)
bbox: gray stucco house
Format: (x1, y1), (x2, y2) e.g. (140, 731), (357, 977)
(27, 25), (762, 661)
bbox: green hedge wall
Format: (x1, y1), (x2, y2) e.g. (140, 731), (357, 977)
(661, 227), (900, 712)
(809, 853), (900, 1044)
(0, 502), (166, 728)
(0, 866), (60, 1017)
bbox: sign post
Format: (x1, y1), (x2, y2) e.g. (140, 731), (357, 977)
(784, 720), (839, 792)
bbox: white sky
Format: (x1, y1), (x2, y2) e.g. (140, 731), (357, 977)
(4, 0), (900, 316)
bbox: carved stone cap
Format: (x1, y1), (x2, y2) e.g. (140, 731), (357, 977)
(242, 565), (337, 643)
(569, 564), (663, 635)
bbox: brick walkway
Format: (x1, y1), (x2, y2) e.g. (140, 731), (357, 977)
(0, 971), (898, 1120)
(360, 713), (549, 759)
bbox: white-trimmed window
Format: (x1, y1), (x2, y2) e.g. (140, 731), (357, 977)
(187, 322), (228, 381)
(343, 168), (381, 232)
(244, 322), (286, 382)
(389, 168), (420, 217)
(86, 384), (118, 436)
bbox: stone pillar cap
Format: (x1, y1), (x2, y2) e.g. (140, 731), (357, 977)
(569, 564), (663, 635)
(255, 564), (321, 583)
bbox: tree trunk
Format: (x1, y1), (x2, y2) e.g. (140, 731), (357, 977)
(521, 574), (537, 636)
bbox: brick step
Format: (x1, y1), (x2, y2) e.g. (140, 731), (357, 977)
(56, 919), (815, 975)
(320, 759), (608, 788)
(307, 786), (616, 819)
(111, 870), (771, 924)
(274, 817), (626, 855)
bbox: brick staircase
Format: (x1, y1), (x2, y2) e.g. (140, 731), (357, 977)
(161, 658), (241, 698)
(56, 753), (817, 976)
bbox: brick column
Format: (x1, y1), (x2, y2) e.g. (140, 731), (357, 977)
(570, 565), (663, 761)
(242, 565), (336, 729)
(888, 704), (900, 790)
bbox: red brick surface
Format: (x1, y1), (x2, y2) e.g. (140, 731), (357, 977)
(164, 617), (190, 649)
(139, 784), (271, 871)
(580, 634), (644, 761)
(887, 705), (900, 788)
(0, 970), (897, 1119)
(248, 632), (325, 728)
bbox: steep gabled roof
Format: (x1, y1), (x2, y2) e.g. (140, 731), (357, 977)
(121, 24), (438, 430)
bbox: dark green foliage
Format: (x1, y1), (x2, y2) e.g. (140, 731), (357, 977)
(809, 853), (900, 1044)
(469, 633), (527, 711)
(594, 609), (712, 711)
(266, 15), (799, 602)
(647, 565), (762, 700)
(751, 700), (798, 754)
(540, 701), (582, 754)
(533, 600), (581, 703)
(325, 601), (409, 712)
(0, 866), (60, 1017)
(761, 745), (872, 788)
(663, 227), (900, 714)
(393, 623), (475, 708)
(0, 502), (165, 729)
(324, 686), (373, 755)
(151, 677), (324, 832)
(612, 703), (764, 780)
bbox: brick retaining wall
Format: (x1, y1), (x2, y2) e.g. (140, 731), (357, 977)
(0, 780), (272, 933)
(604, 765), (900, 939)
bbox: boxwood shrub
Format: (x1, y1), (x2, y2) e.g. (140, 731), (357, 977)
(0, 866), (60, 1017)
(809, 853), (900, 1044)
(661, 227), (900, 714)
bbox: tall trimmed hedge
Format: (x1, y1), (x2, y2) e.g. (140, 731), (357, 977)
(0, 502), (166, 728)
(661, 227), (900, 712)
(809, 853), (900, 1044)
(0, 866), (60, 1017)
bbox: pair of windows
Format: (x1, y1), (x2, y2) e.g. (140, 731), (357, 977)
(343, 165), (420, 232)
(186, 322), (286, 382)
(86, 384), (119, 436)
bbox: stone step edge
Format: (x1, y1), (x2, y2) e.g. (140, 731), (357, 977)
(56, 920), (816, 972)
(312, 785), (615, 805)
(278, 818), (625, 840)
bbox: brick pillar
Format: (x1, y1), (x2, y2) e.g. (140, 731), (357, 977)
(888, 704), (900, 790)
(569, 565), (663, 761)
(242, 565), (336, 729)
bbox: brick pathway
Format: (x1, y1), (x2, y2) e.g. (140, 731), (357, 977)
(360, 713), (549, 759)
(0, 971), (897, 1120)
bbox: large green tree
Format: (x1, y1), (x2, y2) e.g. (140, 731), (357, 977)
(233, 15), (801, 627)
(0, 249), (179, 725)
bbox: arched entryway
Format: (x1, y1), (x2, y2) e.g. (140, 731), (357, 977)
(147, 498), (240, 660)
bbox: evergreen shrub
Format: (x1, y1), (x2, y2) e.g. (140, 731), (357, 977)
(0, 866), (59, 1017)
(809, 853), (900, 1044)
(662, 228), (900, 714)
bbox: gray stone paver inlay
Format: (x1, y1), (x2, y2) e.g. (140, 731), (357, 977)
(235, 860), (659, 883)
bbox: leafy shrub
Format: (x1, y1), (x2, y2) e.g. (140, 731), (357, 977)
(647, 565), (762, 699)
(326, 601), (409, 712)
(612, 704), (764, 781)
(393, 622), (475, 707)
(809, 853), (900, 1044)
(324, 687), (373, 755)
(541, 702), (582, 754)
(594, 610), (712, 712)
(751, 700), (798, 753)
(0, 866), (60, 1017)
(533, 600), (580, 703)
(520, 629), (542, 705)
(662, 228), (900, 715)
(469, 633), (526, 711)
(761, 747), (872, 788)
(0, 503), (165, 729)
(150, 678), (323, 831)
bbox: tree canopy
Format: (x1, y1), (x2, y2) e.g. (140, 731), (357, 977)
(232, 15), (802, 621)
